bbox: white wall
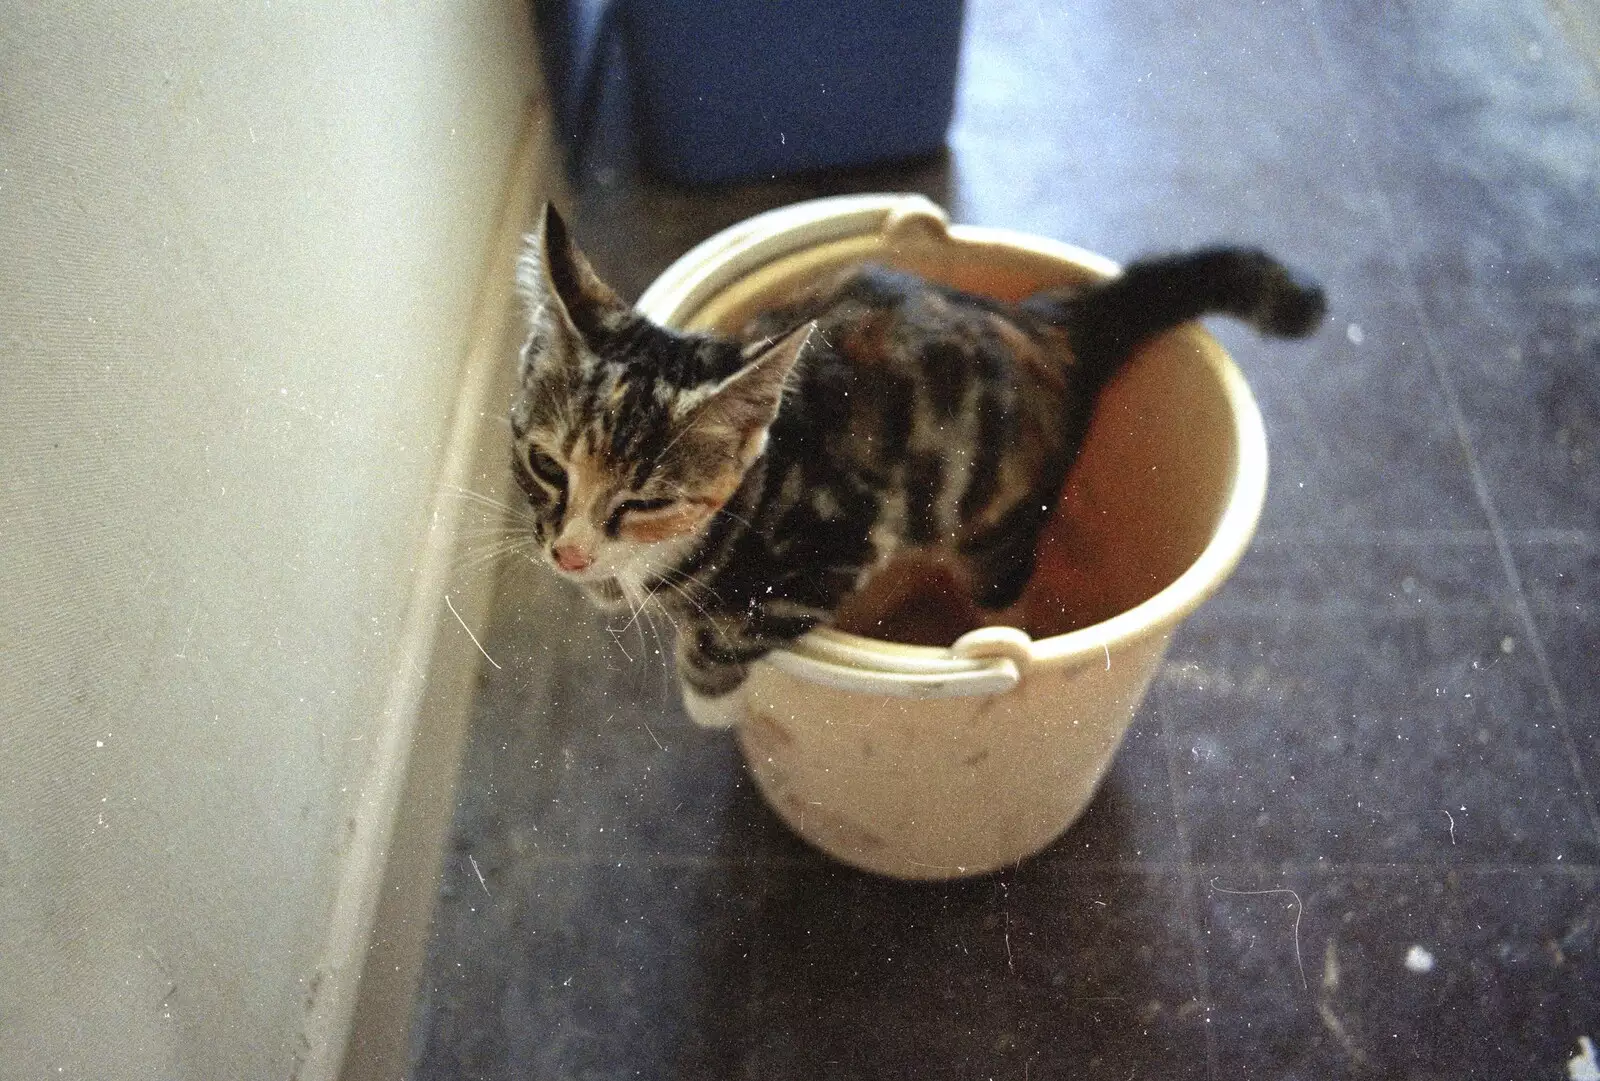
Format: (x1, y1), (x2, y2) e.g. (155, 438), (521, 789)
(0, 4), (540, 1078)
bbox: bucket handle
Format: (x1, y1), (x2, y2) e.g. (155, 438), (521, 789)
(760, 647), (1020, 698)
(759, 625), (1034, 699)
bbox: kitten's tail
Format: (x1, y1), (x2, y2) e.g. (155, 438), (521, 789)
(1027, 247), (1327, 387)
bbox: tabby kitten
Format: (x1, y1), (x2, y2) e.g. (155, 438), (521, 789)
(511, 204), (1324, 727)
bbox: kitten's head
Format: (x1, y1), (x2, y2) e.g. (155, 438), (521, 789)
(510, 204), (811, 604)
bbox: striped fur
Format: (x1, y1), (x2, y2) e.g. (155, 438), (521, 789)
(512, 205), (1325, 724)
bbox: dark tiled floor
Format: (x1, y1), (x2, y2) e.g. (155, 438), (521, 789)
(410, 1), (1600, 1078)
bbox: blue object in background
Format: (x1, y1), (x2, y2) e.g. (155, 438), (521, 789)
(566, 0), (964, 185)
(532, 0), (614, 159)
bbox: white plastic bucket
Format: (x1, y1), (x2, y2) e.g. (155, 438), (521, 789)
(636, 194), (1268, 880)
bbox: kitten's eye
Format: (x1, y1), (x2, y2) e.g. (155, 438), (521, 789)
(525, 448), (566, 486)
(619, 497), (675, 515)
(606, 496), (676, 534)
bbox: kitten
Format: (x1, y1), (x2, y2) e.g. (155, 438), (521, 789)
(511, 204), (1324, 727)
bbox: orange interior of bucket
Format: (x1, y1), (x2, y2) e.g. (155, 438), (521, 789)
(706, 241), (1240, 649)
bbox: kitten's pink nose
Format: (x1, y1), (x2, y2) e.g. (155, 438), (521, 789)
(552, 543), (593, 573)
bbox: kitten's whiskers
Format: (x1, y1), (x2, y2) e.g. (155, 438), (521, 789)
(650, 570), (718, 627)
(452, 531), (540, 578)
(445, 486), (545, 532)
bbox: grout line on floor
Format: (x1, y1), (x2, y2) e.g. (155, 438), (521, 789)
(1190, 860), (1600, 878)
(1302, 0), (1600, 852)
(1253, 527), (1597, 548)
(742, 858), (771, 1081)
(490, 850), (1600, 875)
(1153, 696), (1219, 1081)
(491, 852), (1191, 873)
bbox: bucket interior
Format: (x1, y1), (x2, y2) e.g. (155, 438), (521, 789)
(686, 231), (1243, 649)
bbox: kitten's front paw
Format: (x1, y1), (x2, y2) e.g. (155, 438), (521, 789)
(681, 684), (747, 729)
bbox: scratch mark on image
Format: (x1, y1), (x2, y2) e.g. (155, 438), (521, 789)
(175, 609), (198, 658)
(1211, 878), (1307, 990)
(606, 624), (635, 663)
(1444, 807), (1458, 844)
(469, 855), (490, 897)
(446, 594), (501, 669)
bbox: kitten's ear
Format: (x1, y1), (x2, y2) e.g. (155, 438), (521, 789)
(516, 203), (628, 344)
(686, 321), (815, 460)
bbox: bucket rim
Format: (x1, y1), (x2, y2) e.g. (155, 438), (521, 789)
(635, 193), (1268, 684)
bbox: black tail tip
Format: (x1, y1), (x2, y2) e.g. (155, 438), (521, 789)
(1257, 262), (1328, 338)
